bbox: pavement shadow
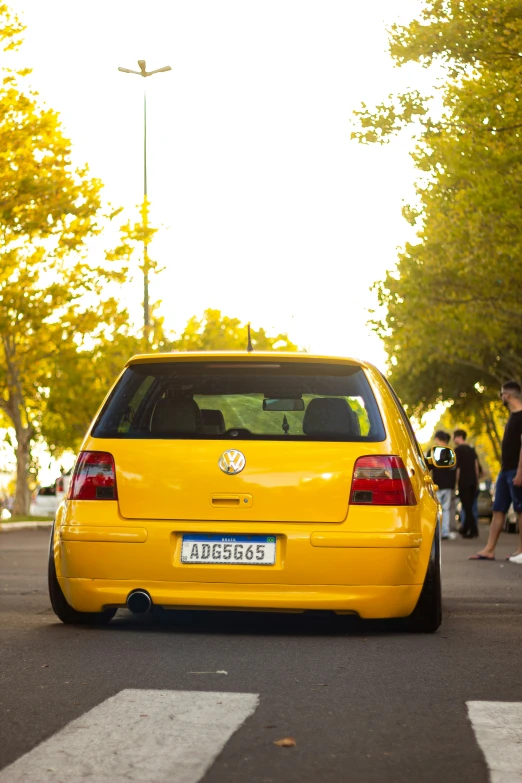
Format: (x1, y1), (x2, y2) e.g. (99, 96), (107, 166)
(41, 607), (421, 638)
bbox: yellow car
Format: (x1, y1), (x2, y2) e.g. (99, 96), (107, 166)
(49, 352), (454, 632)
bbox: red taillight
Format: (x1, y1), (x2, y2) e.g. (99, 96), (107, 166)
(68, 451), (118, 501)
(350, 456), (416, 506)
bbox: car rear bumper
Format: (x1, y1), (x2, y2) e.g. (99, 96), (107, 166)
(53, 501), (433, 618)
(58, 577), (423, 619)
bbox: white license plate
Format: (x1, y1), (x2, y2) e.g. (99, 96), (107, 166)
(181, 534), (276, 565)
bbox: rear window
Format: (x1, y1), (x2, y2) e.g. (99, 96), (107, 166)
(92, 362), (386, 442)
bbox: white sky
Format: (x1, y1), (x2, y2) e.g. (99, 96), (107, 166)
(12, 0), (437, 371)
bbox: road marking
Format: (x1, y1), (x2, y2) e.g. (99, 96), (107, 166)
(467, 701), (522, 782)
(0, 689), (259, 782)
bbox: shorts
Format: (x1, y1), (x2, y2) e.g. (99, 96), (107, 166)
(493, 469), (522, 514)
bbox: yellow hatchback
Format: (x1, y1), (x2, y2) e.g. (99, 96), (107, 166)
(49, 352), (453, 632)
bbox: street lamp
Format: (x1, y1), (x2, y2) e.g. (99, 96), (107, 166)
(118, 60), (172, 341)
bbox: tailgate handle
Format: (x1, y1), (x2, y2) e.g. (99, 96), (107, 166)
(211, 494), (252, 508)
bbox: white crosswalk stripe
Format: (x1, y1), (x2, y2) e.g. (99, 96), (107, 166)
(467, 701), (522, 783)
(0, 690), (259, 783)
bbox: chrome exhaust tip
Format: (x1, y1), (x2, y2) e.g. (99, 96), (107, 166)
(127, 590), (152, 615)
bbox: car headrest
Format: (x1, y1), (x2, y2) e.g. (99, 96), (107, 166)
(200, 409), (226, 434)
(163, 391), (203, 425)
(150, 399), (198, 434)
(302, 398), (360, 437)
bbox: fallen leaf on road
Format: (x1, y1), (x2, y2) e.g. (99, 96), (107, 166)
(41, 664), (49, 668)
(273, 738), (296, 748)
(140, 714), (148, 718)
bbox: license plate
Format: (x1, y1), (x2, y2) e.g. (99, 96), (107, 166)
(181, 534), (276, 565)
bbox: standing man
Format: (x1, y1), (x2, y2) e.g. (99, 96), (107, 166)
(460, 449), (483, 530)
(454, 429), (479, 538)
(427, 431), (457, 540)
(470, 381), (522, 561)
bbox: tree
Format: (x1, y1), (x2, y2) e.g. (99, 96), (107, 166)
(0, 4), (127, 514)
(40, 304), (169, 456)
(173, 309), (299, 352)
(37, 309), (299, 458)
(107, 197), (160, 347)
(0, 4), (301, 511)
(351, 0), (522, 449)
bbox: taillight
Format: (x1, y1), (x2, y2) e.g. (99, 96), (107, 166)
(68, 451), (118, 501)
(351, 456), (416, 506)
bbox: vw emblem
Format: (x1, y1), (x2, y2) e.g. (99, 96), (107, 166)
(218, 450), (246, 475)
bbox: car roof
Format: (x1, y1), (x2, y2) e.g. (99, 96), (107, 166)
(125, 352), (372, 369)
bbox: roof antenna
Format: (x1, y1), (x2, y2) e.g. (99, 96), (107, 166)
(247, 323), (254, 352)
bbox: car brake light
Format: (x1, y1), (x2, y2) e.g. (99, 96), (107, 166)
(351, 456), (416, 506)
(68, 451), (118, 501)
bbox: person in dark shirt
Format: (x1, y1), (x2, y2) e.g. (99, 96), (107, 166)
(470, 380), (522, 561)
(456, 437), (482, 532)
(453, 429), (479, 538)
(426, 430), (456, 540)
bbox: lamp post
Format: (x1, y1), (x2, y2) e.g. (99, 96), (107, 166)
(118, 60), (171, 341)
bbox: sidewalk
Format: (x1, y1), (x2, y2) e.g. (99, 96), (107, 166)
(0, 519), (53, 532)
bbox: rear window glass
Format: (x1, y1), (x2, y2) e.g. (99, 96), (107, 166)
(38, 487), (56, 496)
(92, 362), (386, 442)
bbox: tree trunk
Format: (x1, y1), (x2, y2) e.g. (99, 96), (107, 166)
(481, 403), (502, 468)
(12, 427), (32, 517)
(2, 338), (35, 517)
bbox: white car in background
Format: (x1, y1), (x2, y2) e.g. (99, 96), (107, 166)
(55, 472), (71, 504)
(29, 472), (72, 516)
(30, 486), (59, 517)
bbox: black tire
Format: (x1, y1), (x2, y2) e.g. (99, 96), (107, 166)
(48, 528), (116, 625)
(405, 522), (442, 633)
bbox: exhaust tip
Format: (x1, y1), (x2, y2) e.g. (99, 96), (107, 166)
(127, 590), (152, 615)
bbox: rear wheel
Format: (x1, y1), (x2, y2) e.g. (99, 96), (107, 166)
(405, 522), (442, 633)
(48, 528), (116, 625)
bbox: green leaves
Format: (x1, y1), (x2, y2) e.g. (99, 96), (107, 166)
(173, 309), (299, 353)
(0, 5), (126, 513)
(352, 0), (522, 459)
(109, 198), (160, 275)
(0, 3), (300, 513)
(0, 2), (24, 53)
(351, 91), (428, 144)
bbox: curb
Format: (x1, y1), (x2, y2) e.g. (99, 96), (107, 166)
(0, 521), (54, 532)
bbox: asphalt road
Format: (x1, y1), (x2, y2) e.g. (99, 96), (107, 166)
(1, 526), (521, 782)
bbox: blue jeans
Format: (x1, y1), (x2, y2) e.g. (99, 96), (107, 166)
(493, 469), (522, 513)
(437, 488), (453, 537)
